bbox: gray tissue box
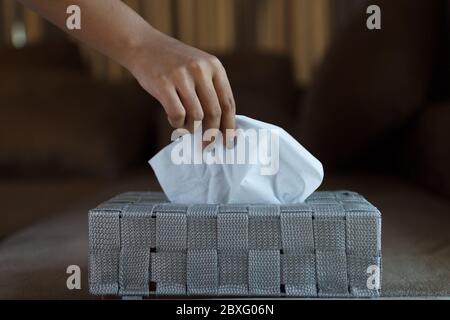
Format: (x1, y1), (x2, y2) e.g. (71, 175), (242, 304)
(88, 191), (381, 298)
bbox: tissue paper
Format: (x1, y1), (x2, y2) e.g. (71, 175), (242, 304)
(149, 116), (323, 204)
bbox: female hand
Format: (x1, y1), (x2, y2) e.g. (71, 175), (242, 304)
(128, 29), (236, 138)
(16, 0), (236, 139)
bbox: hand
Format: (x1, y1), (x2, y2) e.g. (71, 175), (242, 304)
(128, 29), (236, 138)
(16, 0), (235, 141)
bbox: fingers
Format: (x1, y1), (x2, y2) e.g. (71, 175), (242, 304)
(194, 77), (222, 148)
(156, 55), (236, 143)
(212, 64), (236, 144)
(193, 57), (235, 145)
(158, 85), (186, 129)
(196, 78), (221, 134)
(175, 72), (204, 133)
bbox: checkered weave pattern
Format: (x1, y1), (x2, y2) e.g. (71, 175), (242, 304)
(89, 191), (381, 297)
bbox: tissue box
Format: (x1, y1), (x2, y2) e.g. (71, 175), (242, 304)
(89, 191), (381, 298)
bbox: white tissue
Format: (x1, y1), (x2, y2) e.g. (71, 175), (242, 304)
(149, 115), (323, 204)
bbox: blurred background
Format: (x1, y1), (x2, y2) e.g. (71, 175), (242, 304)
(0, 0), (449, 299)
(0, 0), (449, 258)
(1, 0), (339, 84)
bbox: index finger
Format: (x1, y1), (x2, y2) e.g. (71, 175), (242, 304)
(213, 68), (236, 143)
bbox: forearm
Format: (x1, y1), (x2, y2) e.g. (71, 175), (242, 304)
(16, 0), (156, 70)
(17, 0), (236, 134)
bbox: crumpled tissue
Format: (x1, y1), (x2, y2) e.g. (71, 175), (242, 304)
(149, 115), (323, 204)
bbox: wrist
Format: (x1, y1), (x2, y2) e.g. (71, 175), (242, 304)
(122, 24), (160, 76)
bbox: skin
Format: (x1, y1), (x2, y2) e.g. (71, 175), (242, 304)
(17, 0), (236, 141)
